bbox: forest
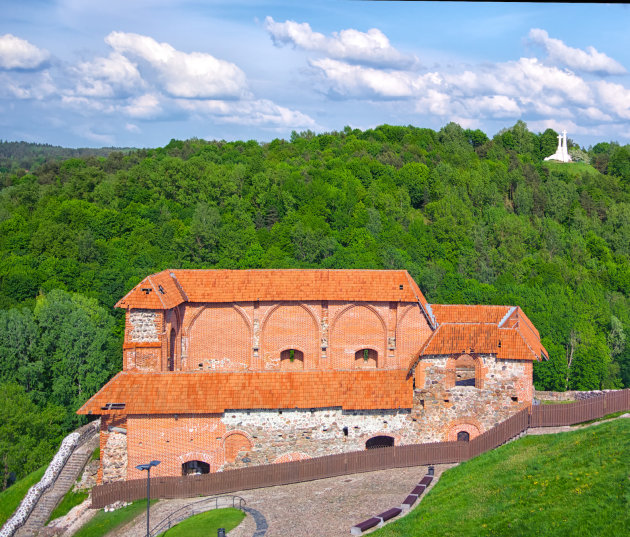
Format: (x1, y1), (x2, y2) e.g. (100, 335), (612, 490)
(0, 121), (629, 488)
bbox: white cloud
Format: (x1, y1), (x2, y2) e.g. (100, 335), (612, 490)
(464, 95), (522, 118)
(0, 34), (49, 70)
(105, 31), (248, 99)
(265, 17), (418, 69)
(595, 80), (630, 120)
(73, 53), (143, 97)
(124, 93), (162, 118)
(0, 71), (55, 99)
(529, 28), (627, 76)
(125, 123), (140, 133)
(311, 58), (437, 98)
(176, 98), (317, 128)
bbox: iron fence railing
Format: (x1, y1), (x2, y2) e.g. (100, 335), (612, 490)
(149, 495), (245, 536)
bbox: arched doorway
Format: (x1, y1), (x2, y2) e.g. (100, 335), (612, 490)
(182, 460), (210, 476)
(365, 436), (395, 449)
(457, 431), (470, 442)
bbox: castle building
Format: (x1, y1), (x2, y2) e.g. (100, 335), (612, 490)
(78, 270), (547, 482)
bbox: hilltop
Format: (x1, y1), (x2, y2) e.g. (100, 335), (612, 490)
(0, 121), (629, 488)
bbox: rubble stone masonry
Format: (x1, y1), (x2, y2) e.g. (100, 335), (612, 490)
(101, 353), (533, 480)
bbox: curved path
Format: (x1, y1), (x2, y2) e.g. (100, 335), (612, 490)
(108, 464), (450, 537)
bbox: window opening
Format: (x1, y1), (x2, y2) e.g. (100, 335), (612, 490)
(366, 436), (395, 449)
(457, 431), (470, 442)
(355, 349), (377, 368)
(182, 460), (210, 476)
(280, 349), (304, 369)
(454, 355), (477, 387)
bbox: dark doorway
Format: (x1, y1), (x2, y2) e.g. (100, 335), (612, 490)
(365, 435), (395, 449)
(182, 460), (210, 476)
(457, 431), (470, 442)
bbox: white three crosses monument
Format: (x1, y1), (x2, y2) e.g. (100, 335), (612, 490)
(544, 130), (572, 163)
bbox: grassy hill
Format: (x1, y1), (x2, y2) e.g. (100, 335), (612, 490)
(373, 419), (630, 537)
(0, 466), (45, 526)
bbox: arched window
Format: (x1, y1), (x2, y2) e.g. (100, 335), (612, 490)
(457, 431), (470, 442)
(366, 436), (395, 449)
(446, 354), (483, 388)
(280, 349), (304, 370)
(355, 348), (378, 368)
(168, 328), (176, 371)
(182, 460), (210, 476)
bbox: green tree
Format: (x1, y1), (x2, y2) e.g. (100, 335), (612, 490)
(0, 383), (63, 489)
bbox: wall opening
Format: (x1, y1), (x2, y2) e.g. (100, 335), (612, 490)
(365, 435), (395, 449)
(446, 354), (484, 388)
(280, 349), (304, 370)
(355, 348), (378, 368)
(182, 460), (210, 476)
(457, 431), (470, 442)
(454, 354), (476, 386)
(168, 328), (176, 371)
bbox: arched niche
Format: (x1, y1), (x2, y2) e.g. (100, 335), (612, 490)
(186, 305), (251, 371)
(260, 303), (319, 369)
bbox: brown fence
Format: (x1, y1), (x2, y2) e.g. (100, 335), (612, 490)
(91, 390), (629, 508)
(530, 390), (630, 427)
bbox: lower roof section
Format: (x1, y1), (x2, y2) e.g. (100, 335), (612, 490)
(77, 370), (414, 416)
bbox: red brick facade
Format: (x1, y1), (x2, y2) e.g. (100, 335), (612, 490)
(79, 270), (546, 481)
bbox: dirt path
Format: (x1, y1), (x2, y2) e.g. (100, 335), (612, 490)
(105, 464), (452, 537)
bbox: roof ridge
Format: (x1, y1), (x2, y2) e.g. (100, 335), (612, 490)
(498, 306), (518, 327)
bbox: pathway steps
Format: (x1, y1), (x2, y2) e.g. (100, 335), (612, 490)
(15, 434), (99, 537)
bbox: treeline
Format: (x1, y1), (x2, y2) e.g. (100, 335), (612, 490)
(0, 122), (629, 486)
(0, 141), (134, 174)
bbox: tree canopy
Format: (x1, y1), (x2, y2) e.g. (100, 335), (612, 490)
(0, 123), (629, 485)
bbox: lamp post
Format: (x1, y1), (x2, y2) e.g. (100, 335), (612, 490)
(136, 460), (160, 537)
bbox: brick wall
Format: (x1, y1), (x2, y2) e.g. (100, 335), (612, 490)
(122, 300), (429, 372)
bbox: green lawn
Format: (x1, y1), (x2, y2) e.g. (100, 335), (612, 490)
(72, 499), (157, 537)
(158, 508), (245, 536)
(0, 466), (46, 526)
(372, 419), (630, 537)
(542, 161), (599, 178)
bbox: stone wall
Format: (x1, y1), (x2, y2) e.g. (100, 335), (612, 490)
(101, 432), (127, 483)
(410, 355), (531, 442)
(534, 389), (617, 402)
(222, 408), (413, 468)
(101, 352), (535, 481)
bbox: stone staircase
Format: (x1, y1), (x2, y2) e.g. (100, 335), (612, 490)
(15, 434), (99, 537)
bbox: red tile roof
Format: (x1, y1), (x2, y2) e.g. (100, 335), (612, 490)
(411, 305), (547, 369)
(421, 324), (500, 355)
(429, 304), (511, 324)
(77, 370), (414, 415)
(116, 270), (429, 310)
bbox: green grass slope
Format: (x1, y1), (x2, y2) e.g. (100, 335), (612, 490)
(72, 499), (156, 537)
(0, 466), (45, 526)
(373, 419), (630, 537)
(159, 508), (245, 536)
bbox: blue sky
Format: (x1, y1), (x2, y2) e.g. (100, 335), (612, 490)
(1, 1), (629, 148)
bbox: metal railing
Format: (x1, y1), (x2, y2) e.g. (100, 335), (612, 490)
(149, 495), (246, 537)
